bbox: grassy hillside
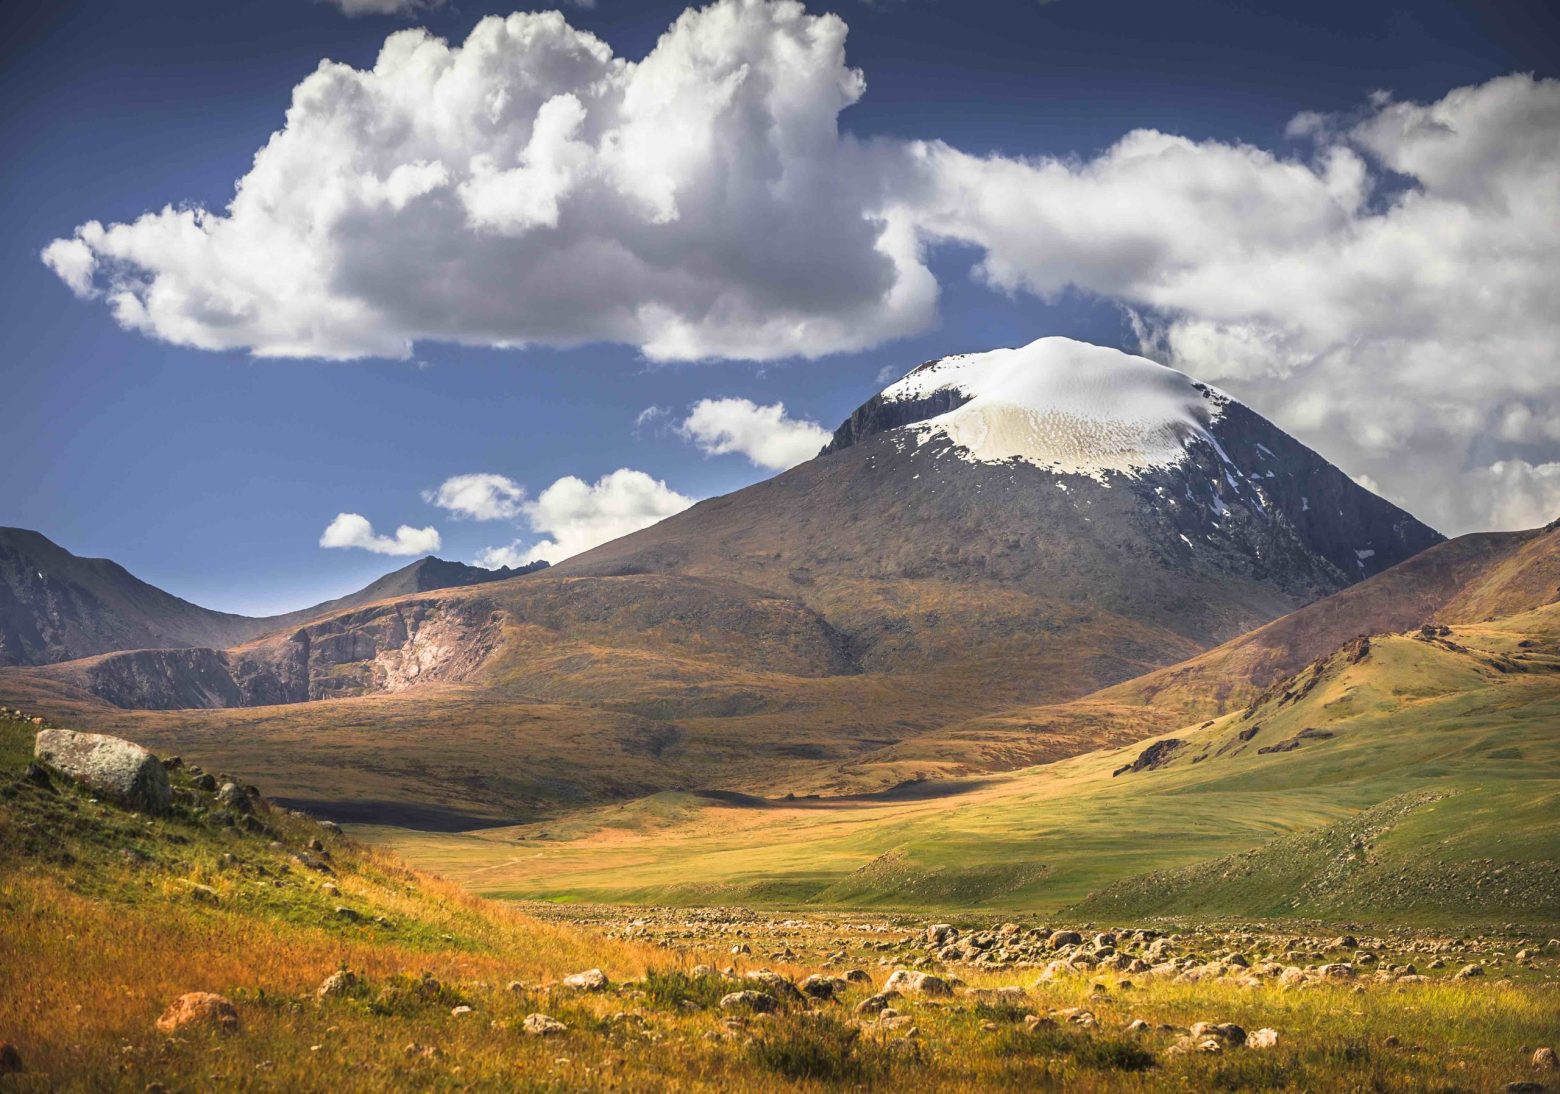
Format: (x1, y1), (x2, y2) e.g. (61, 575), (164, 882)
(377, 604), (1560, 926)
(4, 713), (1557, 1092)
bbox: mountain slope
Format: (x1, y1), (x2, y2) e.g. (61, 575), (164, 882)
(0, 527), (543, 666)
(559, 338), (1440, 696)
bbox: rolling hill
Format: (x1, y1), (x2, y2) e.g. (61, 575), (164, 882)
(381, 529), (1560, 922)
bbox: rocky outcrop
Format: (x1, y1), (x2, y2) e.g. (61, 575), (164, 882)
(68, 597), (502, 710)
(1113, 738), (1187, 777)
(34, 728), (171, 813)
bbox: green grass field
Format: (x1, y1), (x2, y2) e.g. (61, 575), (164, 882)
(373, 606), (1560, 926)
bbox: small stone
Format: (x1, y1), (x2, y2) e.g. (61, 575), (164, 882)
(317, 970), (359, 999)
(189, 884), (218, 904)
(855, 991), (898, 1015)
(451, 1005), (473, 1016)
(1454, 963), (1485, 980)
(743, 970), (804, 1002)
(562, 968), (608, 992)
(883, 969), (951, 997)
(1190, 1022), (1247, 1047)
(1534, 1047), (1558, 1071)
(1248, 1028), (1279, 1049)
(1125, 1018), (1149, 1033)
(155, 992), (239, 1033)
(719, 990), (778, 1014)
(522, 1013), (567, 1036)
(799, 974), (846, 1000)
(333, 906), (360, 922)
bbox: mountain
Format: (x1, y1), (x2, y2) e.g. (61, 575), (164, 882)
(0, 527), (545, 667)
(0, 337), (1447, 825)
(559, 338), (1441, 695)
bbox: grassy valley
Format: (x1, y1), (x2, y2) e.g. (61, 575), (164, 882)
(372, 602), (1560, 925)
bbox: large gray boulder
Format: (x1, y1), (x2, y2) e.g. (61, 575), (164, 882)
(34, 728), (171, 814)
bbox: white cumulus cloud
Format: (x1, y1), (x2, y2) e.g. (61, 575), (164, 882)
(43, 1), (932, 363)
(906, 73), (1560, 533)
(476, 468), (694, 566)
(319, 513), (441, 555)
(423, 472), (526, 520)
(678, 397), (831, 470)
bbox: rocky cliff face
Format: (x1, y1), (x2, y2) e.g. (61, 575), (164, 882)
(66, 598), (502, 710)
(0, 527), (542, 667)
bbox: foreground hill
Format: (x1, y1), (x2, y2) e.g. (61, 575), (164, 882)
(2, 713), (1554, 1092)
(0, 527), (543, 667)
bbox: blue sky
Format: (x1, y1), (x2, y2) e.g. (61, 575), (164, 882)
(3, 0), (1557, 614)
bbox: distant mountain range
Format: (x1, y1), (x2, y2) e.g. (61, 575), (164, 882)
(0, 527), (546, 667)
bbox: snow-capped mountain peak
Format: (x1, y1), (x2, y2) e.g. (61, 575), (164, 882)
(880, 337), (1231, 477)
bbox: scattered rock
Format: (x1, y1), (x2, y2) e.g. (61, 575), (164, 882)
(883, 969), (952, 997)
(1248, 1028), (1279, 1049)
(188, 884), (218, 904)
(34, 729), (171, 814)
(215, 782), (253, 814)
(316, 970), (359, 999)
(743, 970), (804, 1002)
(562, 968), (608, 992)
(155, 992), (239, 1033)
(451, 1005), (473, 1017)
(719, 991), (779, 1014)
(522, 1013), (567, 1036)
(1454, 963), (1485, 980)
(799, 974), (847, 1000)
(1190, 1022), (1247, 1047)
(1534, 1047), (1558, 1071)
(855, 991), (899, 1015)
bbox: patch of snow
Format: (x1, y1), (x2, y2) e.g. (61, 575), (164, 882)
(1178, 533), (1194, 548)
(880, 337), (1231, 478)
(1256, 442), (1276, 458)
(1355, 548), (1376, 560)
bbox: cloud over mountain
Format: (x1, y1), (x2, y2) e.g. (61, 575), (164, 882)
(39, 1), (1560, 532)
(319, 513), (441, 555)
(678, 398), (831, 470)
(473, 468), (693, 567)
(423, 473), (526, 521)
